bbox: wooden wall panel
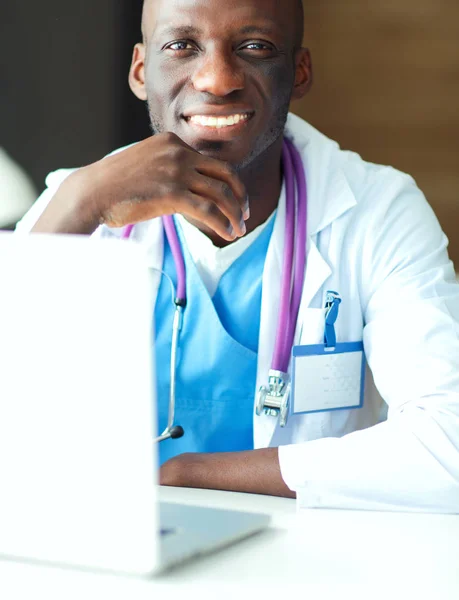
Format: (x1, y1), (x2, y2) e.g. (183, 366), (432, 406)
(292, 0), (459, 267)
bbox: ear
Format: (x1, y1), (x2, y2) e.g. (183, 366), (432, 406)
(291, 48), (313, 101)
(129, 43), (148, 101)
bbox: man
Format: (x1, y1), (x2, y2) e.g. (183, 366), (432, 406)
(18, 0), (459, 510)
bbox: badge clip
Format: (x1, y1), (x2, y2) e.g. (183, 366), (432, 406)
(324, 291), (341, 350)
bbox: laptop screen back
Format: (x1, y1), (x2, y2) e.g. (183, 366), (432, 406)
(0, 233), (159, 575)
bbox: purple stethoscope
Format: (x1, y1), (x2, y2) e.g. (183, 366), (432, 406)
(122, 137), (307, 441)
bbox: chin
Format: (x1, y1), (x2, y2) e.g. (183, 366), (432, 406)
(191, 140), (251, 168)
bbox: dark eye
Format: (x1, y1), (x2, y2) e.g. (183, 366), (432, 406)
(165, 41), (195, 52)
(240, 42), (274, 52)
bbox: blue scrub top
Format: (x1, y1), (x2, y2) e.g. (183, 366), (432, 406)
(154, 216), (275, 465)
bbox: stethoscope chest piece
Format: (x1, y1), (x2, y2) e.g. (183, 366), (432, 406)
(256, 370), (290, 427)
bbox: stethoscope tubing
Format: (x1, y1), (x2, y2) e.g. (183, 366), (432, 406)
(286, 138), (308, 365)
(270, 138), (307, 373)
(121, 136), (307, 440)
(163, 215), (186, 304)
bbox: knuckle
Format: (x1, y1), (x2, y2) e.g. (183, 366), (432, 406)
(167, 145), (184, 163)
(200, 176), (214, 192)
(199, 201), (219, 218)
(161, 137), (186, 162)
(168, 162), (182, 180)
(222, 161), (237, 177)
(185, 192), (200, 209)
(157, 158), (182, 181)
(168, 182), (188, 202)
(221, 182), (233, 200)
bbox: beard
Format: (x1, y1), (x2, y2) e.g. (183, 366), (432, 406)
(147, 101), (163, 136)
(145, 94), (291, 172)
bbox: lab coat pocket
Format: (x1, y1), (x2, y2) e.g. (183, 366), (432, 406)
(298, 308), (327, 346)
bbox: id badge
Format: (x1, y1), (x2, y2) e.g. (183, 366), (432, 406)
(291, 342), (365, 415)
(290, 290), (365, 415)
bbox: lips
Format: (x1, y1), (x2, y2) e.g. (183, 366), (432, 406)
(187, 113), (251, 129)
(183, 105), (254, 128)
(183, 105), (254, 118)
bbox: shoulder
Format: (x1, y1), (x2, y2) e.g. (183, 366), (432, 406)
(286, 113), (435, 240)
(334, 145), (448, 290)
(338, 148), (443, 250)
(286, 114), (454, 294)
(286, 111), (419, 210)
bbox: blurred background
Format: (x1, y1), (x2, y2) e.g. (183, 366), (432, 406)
(1, 0), (458, 267)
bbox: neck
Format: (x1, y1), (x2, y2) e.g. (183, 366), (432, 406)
(187, 136), (284, 248)
(240, 135), (284, 238)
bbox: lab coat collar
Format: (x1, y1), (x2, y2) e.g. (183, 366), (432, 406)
(123, 218), (165, 307)
(284, 113), (357, 236)
(267, 113), (357, 327)
(255, 114), (358, 447)
(109, 115), (360, 448)
(254, 190), (333, 448)
(266, 115), (356, 300)
(133, 114), (357, 319)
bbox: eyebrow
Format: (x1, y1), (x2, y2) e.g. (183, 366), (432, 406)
(156, 23), (280, 39)
(156, 25), (203, 38)
(238, 25), (279, 36)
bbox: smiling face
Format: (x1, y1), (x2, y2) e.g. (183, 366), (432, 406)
(129, 0), (311, 169)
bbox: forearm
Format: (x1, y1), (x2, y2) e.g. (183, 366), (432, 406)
(31, 166), (101, 235)
(279, 409), (459, 512)
(160, 448), (296, 498)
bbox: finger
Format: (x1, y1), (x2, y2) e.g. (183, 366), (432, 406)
(104, 192), (237, 242)
(179, 192), (238, 242)
(188, 174), (246, 237)
(194, 156), (249, 220)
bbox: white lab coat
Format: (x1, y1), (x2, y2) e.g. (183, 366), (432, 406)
(17, 114), (459, 513)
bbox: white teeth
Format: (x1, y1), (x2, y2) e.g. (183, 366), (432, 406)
(189, 114), (249, 128)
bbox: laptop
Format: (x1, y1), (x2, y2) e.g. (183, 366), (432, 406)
(0, 231), (270, 576)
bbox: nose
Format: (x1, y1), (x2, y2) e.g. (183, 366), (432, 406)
(191, 48), (244, 97)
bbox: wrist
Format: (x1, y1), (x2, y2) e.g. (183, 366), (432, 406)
(64, 165), (105, 234)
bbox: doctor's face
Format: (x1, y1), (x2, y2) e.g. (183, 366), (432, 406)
(129, 0), (310, 169)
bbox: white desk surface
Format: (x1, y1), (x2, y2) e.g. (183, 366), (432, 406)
(1, 486), (458, 599)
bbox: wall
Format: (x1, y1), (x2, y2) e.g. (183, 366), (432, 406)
(293, 0), (459, 266)
(2, 1), (458, 267)
(1, 2), (127, 192)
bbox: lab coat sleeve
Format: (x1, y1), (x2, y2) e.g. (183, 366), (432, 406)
(15, 168), (113, 240)
(279, 173), (459, 512)
(15, 169), (78, 233)
(15, 145), (137, 233)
